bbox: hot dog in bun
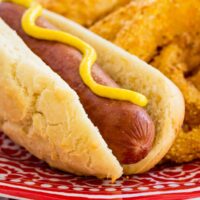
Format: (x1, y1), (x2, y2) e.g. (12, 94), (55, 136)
(0, 0), (184, 180)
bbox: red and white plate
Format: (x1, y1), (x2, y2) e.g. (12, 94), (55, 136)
(0, 132), (199, 200)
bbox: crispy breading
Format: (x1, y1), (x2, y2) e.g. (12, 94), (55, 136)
(151, 44), (200, 128)
(165, 128), (200, 163)
(91, 0), (200, 163)
(90, 0), (156, 42)
(36, 0), (131, 27)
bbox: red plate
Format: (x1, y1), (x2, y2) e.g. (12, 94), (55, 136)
(0, 132), (199, 200)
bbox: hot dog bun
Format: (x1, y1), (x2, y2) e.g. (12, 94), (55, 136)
(0, 18), (122, 180)
(0, 9), (184, 178)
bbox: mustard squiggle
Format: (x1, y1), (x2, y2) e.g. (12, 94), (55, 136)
(7, 0), (148, 107)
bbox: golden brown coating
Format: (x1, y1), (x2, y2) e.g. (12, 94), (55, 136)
(165, 128), (200, 163)
(36, 0), (131, 27)
(91, 0), (200, 163)
(90, 0), (154, 41)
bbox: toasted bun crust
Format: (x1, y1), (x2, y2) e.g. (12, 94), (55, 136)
(0, 8), (184, 178)
(0, 19), (122, 180)
(43, 10), (184, 174)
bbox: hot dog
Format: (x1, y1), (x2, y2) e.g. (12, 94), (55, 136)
(0, 1), (184, 179)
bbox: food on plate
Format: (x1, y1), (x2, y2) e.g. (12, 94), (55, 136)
(36, 0), (131, 27)
(0, 0), (184, 180)
(91, 0), (200, 163)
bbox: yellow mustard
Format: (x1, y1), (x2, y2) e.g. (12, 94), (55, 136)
(7, 0), (148, 107)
